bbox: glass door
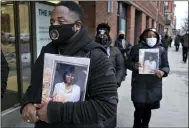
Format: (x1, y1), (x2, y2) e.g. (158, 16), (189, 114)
(1, 2), (19, 111)
(19, 1), (31, 93)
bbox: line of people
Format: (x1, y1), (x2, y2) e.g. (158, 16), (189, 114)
(0, 1), (173, 128)
(95, 23), (170, 128)
(20, 2), (170, 128)
(173, 31), (189, 63)
(161, 30), (189, 63)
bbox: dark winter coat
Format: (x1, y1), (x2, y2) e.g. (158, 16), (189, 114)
(1, 50), (9, 98)
(126, 41), (170, 104)
(20, 27), (118, 128)
(174, 36), (180, 46)
(181, 34), (189, 48)
(115, 38), (132, 60)
(162, 37), (169, 49)
(115, 38), (132, 78)
(108, 46), (125, 87)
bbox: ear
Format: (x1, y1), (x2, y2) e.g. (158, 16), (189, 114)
(74, 21), (82, 32)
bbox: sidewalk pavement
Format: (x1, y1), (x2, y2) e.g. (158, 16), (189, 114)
(1, 45), (188, 127)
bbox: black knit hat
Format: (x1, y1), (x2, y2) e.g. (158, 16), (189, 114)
(56, 1), (84, 23)
(97, 23), (111, 33)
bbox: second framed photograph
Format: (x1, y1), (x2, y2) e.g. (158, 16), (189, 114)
(139, 48), (159, 74)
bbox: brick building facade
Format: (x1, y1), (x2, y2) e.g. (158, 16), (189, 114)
(79, 1), (165, 46)
(164, 0), (176, 36)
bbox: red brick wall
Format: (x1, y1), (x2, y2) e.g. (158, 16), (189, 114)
(131, 1), (157, 20)
(147, 17), (152, 28)
(126, 5), (135, 46)
(79, 1), (96, 38)
(135, 11), (141, 44)
(149, 18), (152, 28)
(80, 1), (165, 46)
(95, 1), (118, 43)
(127, 1), (164, 29)
(141, 13), (146, 33)
(158, 13), (165, 26)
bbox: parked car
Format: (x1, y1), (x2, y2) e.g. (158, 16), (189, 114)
(1, 32), (30, 44)
(20, 33), (30, 43)
(8, 34), (15, 44)
(1, 32), (12, 44)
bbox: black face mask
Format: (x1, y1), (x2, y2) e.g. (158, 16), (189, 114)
(49, 23), (76, 45)
(98, 37), (108, 46)
(119, 35), (124, 39)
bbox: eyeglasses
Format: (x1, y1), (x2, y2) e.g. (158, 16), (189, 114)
(98, 29), (106, 34)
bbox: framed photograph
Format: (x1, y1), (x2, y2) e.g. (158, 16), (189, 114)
(139, 48), (159, 74)
(42, 53), (90, 103)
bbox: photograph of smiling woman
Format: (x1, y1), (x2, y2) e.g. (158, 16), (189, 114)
(52, 66), (81, 103)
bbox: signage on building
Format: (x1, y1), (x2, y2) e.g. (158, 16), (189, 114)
(35, 2), (54, 57)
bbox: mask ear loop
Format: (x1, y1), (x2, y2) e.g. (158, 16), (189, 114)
(75, 20), (82, 27)
(74, 20), (82, 32)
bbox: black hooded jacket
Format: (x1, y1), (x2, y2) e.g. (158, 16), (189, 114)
(20, 27), (118, 128)
(115, 38), (132, 60)
(95, 37), (125, 87)
(108, 46), (125, 87)
(106, 41), (125, 87)
(126, 34), (170, 104)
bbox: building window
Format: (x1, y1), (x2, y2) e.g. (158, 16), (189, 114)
(165, 1), (168, 10)
(1, 1), (19, 111)
(120, 19), (126, 32)
(117, 2), (127, 35)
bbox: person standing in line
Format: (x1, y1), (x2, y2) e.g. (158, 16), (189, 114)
(174, 35), (181, 51)
(181, 30), (189, 63)
(126, 28), (170, 128)
(95, 23), (125, 88)
(168, 36), (173, 47)
(115, 30), (132, 80)
(1, 50), (9, 98)
(20, 2), (118, 128)
(162, 34), (170, 51)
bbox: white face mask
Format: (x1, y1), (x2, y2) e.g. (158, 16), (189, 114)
(146, 38), (157, 47)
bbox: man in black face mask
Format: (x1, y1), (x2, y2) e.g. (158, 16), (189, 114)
(20, 2), (118, 128)
(115, 30), (132, 80)
(95, 23), (125, 88)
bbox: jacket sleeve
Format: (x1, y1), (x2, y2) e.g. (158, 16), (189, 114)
(160, 47), (170, 77)
(114, 40), (118, 47)
(125, 43), (132, 56)
(47, 49), (118, 124)
(125, 46), (137, 71)
(20, 47), (45, 113)
(115, 40), (124, 52)
(115, 48), (125, 87)
(1, 51), (9, 98)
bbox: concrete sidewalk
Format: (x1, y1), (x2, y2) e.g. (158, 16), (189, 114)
(1, 46), (188, 127)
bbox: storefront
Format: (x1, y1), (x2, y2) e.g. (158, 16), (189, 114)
(1, 1), (57, 111)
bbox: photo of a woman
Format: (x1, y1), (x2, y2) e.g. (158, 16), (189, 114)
(52, 66), (81, 103)
(143, 54), (157, 73)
